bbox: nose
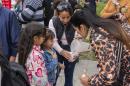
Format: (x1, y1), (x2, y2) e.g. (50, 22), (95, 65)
(63, 18), (69, 24)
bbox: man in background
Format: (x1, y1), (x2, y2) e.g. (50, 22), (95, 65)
(0, 3), (21, 62)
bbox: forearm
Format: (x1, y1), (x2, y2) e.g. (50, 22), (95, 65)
(53, 41), (63, 54)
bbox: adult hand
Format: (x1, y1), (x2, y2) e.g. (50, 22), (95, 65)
(60, 50), (71, 59)
(80, 74), (89, 86)
(9, 56), (16, 62)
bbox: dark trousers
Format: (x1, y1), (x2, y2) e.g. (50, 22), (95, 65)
(54, 45), (77, 86)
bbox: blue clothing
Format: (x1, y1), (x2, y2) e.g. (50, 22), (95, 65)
(43, 48), (58, 84)
(0, 6), (21, 58)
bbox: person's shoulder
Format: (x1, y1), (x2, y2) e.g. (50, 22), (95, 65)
(91, 27), (109, 40)
(51, 16), (58, 21)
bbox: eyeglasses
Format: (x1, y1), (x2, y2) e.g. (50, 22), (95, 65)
(57, 4), (71, 11)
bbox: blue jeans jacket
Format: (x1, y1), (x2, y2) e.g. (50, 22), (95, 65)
(43, 48), (58, 84)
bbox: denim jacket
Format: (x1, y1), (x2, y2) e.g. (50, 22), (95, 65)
(43, 48), (58, 84)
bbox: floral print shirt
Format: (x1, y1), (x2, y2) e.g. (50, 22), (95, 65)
(25, 45), (49, 86)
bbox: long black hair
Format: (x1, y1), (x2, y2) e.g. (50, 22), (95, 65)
(18, 22), (46, 66)
(71, 7), (130, 49)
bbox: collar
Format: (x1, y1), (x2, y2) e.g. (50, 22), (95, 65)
(33, 45), (42, 52)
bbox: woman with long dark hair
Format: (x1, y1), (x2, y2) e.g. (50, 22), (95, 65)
(71, 7), (130, 86)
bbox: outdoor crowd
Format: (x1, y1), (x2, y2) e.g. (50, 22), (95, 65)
(0, 0), (130, 86)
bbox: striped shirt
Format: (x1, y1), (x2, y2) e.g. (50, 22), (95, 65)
(18, 0), (44, 24)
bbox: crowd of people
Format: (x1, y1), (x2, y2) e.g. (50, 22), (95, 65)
(0, 0), (130, 86)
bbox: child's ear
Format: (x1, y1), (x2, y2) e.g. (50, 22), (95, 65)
(79, 24), (85, 31)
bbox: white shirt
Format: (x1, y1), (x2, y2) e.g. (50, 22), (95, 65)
(48, 19), (69, 54)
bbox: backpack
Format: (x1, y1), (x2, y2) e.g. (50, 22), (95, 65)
(0, 54), (30, 86)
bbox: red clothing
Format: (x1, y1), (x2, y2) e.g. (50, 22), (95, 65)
(2, 0), (11, 9)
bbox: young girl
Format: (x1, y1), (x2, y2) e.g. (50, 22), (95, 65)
(18, 22), (49, 86)
(42, 29), (64, 86)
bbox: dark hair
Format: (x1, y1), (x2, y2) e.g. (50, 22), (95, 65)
(71, 7), (130, 49)
(18, 22), (46, 66)
(44, 29), (55, 42)
(53, 0), (63, 9)
(56, 1), (73, 15)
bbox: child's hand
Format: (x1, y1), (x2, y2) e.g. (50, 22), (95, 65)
(80, 74), (89, 86)
(59, 63), (65, 70)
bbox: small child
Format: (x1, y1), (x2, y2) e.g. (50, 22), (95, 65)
(18, 22), (49, 86)
(42, 29), (64, 86)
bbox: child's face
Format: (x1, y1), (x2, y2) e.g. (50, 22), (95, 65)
(45, 38), (54, 49)
(34, 36), (45, 45)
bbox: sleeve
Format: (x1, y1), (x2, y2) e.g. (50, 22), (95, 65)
(43, 53), (57, 73)
(9, 12), (21, 57)
(89, 34), (117, 86)
(48, 19), (63, 54)
(18, 0), (43, 23)
(28, 54), (48, 86)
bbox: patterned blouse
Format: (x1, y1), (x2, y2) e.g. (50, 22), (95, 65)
(25, 45), (49, 86)
(89, 27), (130, 86)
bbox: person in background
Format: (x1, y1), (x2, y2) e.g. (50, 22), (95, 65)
(1, 0), (11, 9)
(18, 22), (49, 86)
(18, 0), (46, 28)
(42, 29), (65, 86)
(101, 0), (130, 24)
(71, 7), (130, 86)
(0, 3), (21, 62)
(100, 0), (130, 47)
